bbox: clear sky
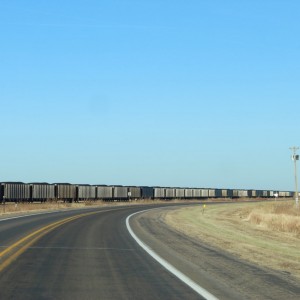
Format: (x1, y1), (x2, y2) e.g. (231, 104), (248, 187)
(1, 0), (299, 191)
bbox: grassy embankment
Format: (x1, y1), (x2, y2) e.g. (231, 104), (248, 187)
(0, 199), (184, 215)
(0, 202), (88, 215)
(164, 200), (300, 279)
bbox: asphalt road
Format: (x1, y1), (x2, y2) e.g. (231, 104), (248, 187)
(0, 205), (202, 300)
(1, 203), (300, 300)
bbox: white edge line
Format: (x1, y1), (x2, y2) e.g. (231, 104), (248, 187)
(0, 210), (65, 222)
(126, 209), (219, 300)
(0, 206), (106, 222)
(0, 206), (129, 222)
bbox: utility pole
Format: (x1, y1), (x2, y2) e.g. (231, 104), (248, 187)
(290, 147), (299, 208)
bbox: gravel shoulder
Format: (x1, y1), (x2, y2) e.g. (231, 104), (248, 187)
(165, 201), (300, 279)
(131, 204), (300, 300)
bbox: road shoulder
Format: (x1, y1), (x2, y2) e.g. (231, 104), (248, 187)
(130, 206), (300, 300)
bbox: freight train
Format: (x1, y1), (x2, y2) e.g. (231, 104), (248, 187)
(0, 182), (293, 203)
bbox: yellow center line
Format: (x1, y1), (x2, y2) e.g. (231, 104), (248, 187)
(0, 210), (102, 272)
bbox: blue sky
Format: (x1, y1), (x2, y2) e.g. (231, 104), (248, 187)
(1, 1), (299, 190)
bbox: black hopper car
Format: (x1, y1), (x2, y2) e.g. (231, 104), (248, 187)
(0, 182), (293, 203)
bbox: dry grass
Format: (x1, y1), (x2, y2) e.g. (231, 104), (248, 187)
(0, 198), (189, 216)
(246, 202), (300, 236)
(164, 200), (300, 279)
(0, 202), (85, 215)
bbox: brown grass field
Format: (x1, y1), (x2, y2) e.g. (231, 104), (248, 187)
(0, 199), (182, 216)
(164, 200), (300, 279)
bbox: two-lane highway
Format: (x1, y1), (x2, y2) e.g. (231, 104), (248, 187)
(1, 203), (300, 300)
(0, 205), (202, 300)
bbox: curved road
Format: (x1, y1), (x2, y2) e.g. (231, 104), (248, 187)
(1, 204), (300, 299)
(0, 205), (201, 300)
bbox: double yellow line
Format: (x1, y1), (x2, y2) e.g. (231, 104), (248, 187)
(0, 211), (100, 272)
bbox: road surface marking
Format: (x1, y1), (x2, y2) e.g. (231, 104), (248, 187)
(126, 209), (219, 300)
(0, 246), (135, 251)
(0, 210), (105, 272)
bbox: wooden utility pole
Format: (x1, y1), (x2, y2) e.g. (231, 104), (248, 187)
(290, 147), (299, 208)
